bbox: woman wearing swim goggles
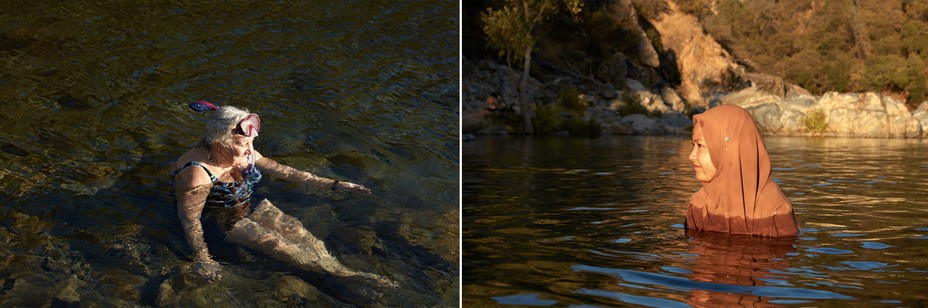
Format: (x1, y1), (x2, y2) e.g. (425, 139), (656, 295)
(172, 102), (389, 289)
(232, 113), (260, 137)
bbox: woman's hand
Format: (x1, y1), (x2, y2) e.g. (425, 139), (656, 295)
(193, 258), (222, 282)
(335, 181), (372, 195)
(257, 156), (373, 195)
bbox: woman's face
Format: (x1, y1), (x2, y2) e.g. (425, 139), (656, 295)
(227, 135), (255, 168)
(689, 124), (718, 183)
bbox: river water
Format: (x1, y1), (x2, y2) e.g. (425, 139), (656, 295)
(0, 1), (458, 306)
(463, 136), (928, 306)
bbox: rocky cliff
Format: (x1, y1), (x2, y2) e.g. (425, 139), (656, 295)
(463, 0), (928, 139)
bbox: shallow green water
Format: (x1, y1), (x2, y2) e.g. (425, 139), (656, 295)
(463, 136), (928, 306)
(0, 1), (458, 306)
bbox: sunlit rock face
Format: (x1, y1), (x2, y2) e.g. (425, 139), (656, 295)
(912, 102), (928, 138)
(718, 88), (922, 138)
(646, 1), (744, 108)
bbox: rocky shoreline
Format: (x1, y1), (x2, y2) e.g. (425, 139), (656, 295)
(463, 59), (928, 139)
(463, 0), (928, 140)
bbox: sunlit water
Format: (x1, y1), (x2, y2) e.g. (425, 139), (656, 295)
(0, 1), (458, 306)
(463, 136), (928, 306)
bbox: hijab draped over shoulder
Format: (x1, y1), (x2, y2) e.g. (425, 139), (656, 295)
(686, 105), (799, 237)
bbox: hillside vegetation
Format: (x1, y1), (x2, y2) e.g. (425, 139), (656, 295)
(464, 0), (928, 108)
(693, 0), (928, 108)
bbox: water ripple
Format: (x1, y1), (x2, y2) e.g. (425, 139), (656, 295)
(465, 136), (928, 306)
(806, 247), (854, 255)
(574, 265), (855, 300)
(860, 242), (893, 250)
(492, 294), (557, 306)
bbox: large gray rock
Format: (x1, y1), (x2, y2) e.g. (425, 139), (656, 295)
(742, 73), (812, 98)
(716, 87), (781, 109)
(884, 96), (920, 138)
(912, 101), (928, 138)
(620, 79), (670, 114)
(814, 92), (916, 138)
(601, 83), (617, 99)
(660, 86), (686, 112)
(781, 95), (817, 113)
(636, 90), (670, 113)
(600, 120), (635, 135)
(743, 103), (785, 135)
(607, 97), (626, 111)
(589, 107), (632, 135)
(716, 88), (923, 138)
(656, 112), (692, 135)
(624, 78), (648, 91)
(620, 114), (661, 135)
(716, 87), (790, 135)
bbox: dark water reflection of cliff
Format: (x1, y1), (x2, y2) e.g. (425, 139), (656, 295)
(463, 136), (928, 306)
(0, 1), (458, 306)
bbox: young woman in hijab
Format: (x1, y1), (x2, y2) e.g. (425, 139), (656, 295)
(686, 105), (799, 237)
(173, 102), (393, 288)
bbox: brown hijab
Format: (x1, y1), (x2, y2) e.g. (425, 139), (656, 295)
(686, 105), (799, 237)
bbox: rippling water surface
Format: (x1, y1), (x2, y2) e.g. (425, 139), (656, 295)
(0, 1), (458, 306)
(463, 136), (928, 306)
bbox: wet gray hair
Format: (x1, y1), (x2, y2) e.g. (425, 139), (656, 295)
(198, 105), (251, 149)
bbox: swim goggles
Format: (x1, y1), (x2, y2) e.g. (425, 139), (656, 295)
(233, 114), (261, 137)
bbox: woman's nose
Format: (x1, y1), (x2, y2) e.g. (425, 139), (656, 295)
(688, 146), (697, 162)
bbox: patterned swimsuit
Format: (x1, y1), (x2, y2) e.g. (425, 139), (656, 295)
(174, 161), (263, 229)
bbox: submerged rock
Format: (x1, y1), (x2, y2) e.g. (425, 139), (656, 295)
(271, 275), (320, 303)
(96, 268), (147, 302)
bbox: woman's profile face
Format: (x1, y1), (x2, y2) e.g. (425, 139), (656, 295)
(689, 124), (718, 182)
(229, 135), (255, 168)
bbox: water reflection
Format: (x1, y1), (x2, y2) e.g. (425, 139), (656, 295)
(575, 234), (855, 307)
(685, 234), (800, 306)
(464, 136), (928, 306)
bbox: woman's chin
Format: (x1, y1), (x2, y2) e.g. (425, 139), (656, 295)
(232, 160), (250, 169)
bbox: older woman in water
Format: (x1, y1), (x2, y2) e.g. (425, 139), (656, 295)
(686, 105), (799, 237)
(172, 102), (391, 286)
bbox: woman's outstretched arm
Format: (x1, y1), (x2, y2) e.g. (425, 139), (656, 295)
(255, 152), (372, 195)
(174, 167), (222, 281)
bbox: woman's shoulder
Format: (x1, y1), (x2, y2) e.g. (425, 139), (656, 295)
(173, 148), (214, 188)
(174, 147), (207, 168)
(174, 164), (213, 187)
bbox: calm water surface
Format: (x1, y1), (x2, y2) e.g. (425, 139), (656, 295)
(0, 1), (458, 306)
(464, 136), (928, 306)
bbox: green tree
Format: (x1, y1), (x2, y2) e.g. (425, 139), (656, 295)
(901, 20), (928, 56)
(482, 0), (582, 134)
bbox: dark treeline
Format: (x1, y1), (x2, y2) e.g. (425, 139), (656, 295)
(464, 0), (662, 83)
